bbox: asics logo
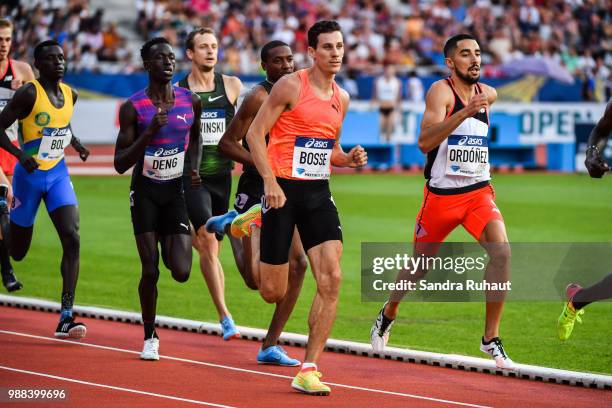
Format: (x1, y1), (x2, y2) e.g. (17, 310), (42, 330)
(458, 136), (468, 146)
(177, 114), (187, 123)
(304, 138), (330, 149)
(154, 147), (180, 157)
(208, 95), (223, 102)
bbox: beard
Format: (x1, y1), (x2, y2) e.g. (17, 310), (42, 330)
(456, 68), (480, 85)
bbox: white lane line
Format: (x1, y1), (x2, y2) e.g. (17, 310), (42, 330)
(0, 329), (491, 408)
(0, 365), (234, 407)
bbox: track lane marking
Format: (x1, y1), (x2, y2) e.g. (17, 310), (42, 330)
(0, 329), (491, 408)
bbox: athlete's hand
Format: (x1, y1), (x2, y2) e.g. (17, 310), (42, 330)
(347, 145), (368, 168)
(11, 78), (24, 90)
(75, 144), (90, 162)
(190, 170), (201, 187)
(18, 152), (39, 173)
(464, 93), (488, 117)
(147, 108), (168, 135)
(585, 150), (609, 178)
(264, 178), (286, 209)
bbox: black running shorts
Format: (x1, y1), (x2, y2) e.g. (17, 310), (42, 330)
(234, 172), (264, 214)
(260, 178), (342, 265)
(183, 173), (232, 231)
(130, 180), (190, 236)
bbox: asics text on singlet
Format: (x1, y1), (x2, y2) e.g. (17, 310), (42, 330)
(129, 86), (194, 182)
(424, 78), (490, 193)
(268, 69), (343, 180)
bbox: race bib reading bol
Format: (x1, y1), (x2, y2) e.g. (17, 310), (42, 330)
(142, 145), (185, 181)
(201, 109), (225, 146)
(445, 135), (489, 177)
(292, 137), (333, 179)
(37, 126), (72, 161)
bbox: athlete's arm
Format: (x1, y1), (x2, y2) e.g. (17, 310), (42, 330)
(331, 89), (367, 168)
(585, 102), (612, 178)
(114, 100), (167, 174)
(0, 83), (38, 172)
(66, 88), (89, 162)
(188, 93), (202, 186)
(418, 81), (488, 153)
(10, 60), (35, 89)
(217, 85), (266, 166)
(246, 73), (300, 208)
(223, 75), (243, 106)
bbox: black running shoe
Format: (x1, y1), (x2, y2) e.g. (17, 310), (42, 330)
(2, 269), (23, 292)
(54, 317), (87, 339)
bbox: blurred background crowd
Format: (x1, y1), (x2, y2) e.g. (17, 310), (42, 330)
(1, 0), (610, 99)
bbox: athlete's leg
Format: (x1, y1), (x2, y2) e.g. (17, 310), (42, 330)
(8, 223), (33, 261)
(572, 273), (612, 309)
(160, 234), (191, 283)
(478, 219), (511, 341)
(303, 240), (342, 364)
(48, 205), (81, 320)
(193, 227), (231, 318)
(228, 234), (246, 281)
(262, 228), (307, 348)
(135, 232), (161, 339)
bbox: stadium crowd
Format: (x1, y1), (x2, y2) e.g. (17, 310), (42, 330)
(0, 0), (610, 82)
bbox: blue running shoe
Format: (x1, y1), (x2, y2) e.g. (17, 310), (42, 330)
(205, 210), (238, 238)
(220, 316), (240, 341)
(257, 345), (300, 366)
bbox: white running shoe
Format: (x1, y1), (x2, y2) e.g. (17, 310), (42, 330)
(480, 337), (516, 370)
(370, 302), (394, 352)
(140, 337), (160, 361)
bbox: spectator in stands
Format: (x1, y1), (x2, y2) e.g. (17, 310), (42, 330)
(406, 71), (424, 103)
(373, 63), (402, 143)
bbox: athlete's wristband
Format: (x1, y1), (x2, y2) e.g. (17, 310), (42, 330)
(586, 145), (601, 155)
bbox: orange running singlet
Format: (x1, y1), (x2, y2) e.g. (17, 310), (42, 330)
(268, 69), (343, 180)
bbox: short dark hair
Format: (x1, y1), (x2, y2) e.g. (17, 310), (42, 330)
(260, 40), (289, 62)
(34, 40), (61, 61)
(185, 27), (216, 51)
(307, 20), (342, 49)
(140, 37), (170, 61)
(443, 34), (477, 58)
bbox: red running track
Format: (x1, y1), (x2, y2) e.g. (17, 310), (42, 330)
(0, 307), (609, 407)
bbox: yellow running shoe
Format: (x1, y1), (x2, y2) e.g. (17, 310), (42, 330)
(557, 283), (585, 341)
(291, 370), (331, 396)
(230, 204), (261, 238)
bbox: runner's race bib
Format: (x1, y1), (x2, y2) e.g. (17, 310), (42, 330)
(142, 145), (185, 181)
(292, 137), (333, 179)
(37, 126), (72, 161)
(445, 135), (489, 177)
(201, 109), (225, 146)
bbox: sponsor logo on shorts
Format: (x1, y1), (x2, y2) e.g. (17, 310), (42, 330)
(330, 196), (336, 207)
(129, 191), (134, 207)
(234, 193), (248, 210)
(261, 196), (270, 213)
(180, 222), (189, 231)
(11, 196), (20, 210)
(415, 223), (428, 239)
(35, 112), (51, 126)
